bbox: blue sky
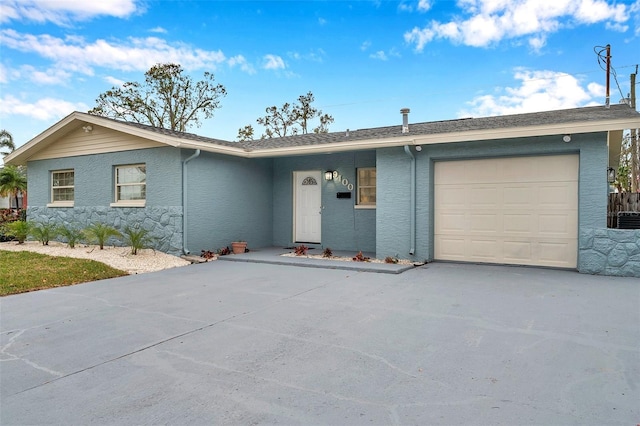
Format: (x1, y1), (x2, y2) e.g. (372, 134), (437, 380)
(1, 0), (639, 156)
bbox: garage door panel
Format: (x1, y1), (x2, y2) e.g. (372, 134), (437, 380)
(470, 187), (499, 208)
(538, 240), (577, 266)
(503, 240), (533, 262)
(503, 213), (535, 234)
(438, 212), (466, 232)
(469, 239), (499, 261)
(470, 213), (498, 233)
(436, 186), (466, 208)
(434, 155), (578, 268)
(539, 183), (577, 207)
(538, 214), (576, 236)
(503, 186), (536, 206)
(437, 237), (466, 259)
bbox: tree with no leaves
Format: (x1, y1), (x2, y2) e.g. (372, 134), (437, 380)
(89, 63), (227, 132)
(238, 91), (334, 140)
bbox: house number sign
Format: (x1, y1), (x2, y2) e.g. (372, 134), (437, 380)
(333, 171), (354, 191)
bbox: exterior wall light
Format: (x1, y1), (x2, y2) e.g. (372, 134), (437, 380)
(607, 167), (616, 183)
(325, 171), (335, 181)
(562, 135), (571, 143)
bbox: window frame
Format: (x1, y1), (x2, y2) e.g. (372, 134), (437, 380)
(48, 169), (75, 207)
(111, 164), (146, 207)
(356, 167), (376, 208)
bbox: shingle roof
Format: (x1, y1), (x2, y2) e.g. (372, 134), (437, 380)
(238, 104), (639, 151)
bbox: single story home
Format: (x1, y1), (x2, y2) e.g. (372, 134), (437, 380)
(5, 104), (640, 276)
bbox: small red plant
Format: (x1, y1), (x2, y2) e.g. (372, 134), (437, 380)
(322, 247), (333, 258)
(217, 246), (231, 256)
(352, 251), (370, 262)
(201, 250), (217, 260)
(294, 244), (308, 256)
(384, 256), (399, 264)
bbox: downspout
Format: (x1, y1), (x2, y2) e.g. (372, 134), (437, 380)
(182, 149), (201, 254)
(404, 145), (416, 255)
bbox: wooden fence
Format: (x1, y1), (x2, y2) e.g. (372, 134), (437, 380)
(608, 192), (640, 228)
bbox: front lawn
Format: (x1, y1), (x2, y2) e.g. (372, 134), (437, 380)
(0, 250), (128, 296)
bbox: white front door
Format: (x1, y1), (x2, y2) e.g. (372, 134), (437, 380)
(294, 171), (322, 243)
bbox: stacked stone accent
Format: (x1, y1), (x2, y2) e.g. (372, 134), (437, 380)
(27, 206), (183, 256)
(579, 228), (640, 277)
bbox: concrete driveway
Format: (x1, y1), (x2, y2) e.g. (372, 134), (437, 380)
(1, 262), (638, 425)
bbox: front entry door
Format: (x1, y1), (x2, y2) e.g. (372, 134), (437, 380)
(294, 171), (321, 243)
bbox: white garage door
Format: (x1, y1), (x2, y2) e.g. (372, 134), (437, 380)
(434, 155), (578, 268)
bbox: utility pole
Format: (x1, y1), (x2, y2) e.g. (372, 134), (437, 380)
(605, 44), (611, 108)
(631, 66), (638, 192)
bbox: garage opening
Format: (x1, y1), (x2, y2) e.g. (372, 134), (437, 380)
(434, 155), (578, 268)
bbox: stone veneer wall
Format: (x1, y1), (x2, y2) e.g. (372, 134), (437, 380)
(579, 228), (640, 277)
(28, 206), (183, 256)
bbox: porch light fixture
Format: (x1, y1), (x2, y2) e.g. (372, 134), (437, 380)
(325, 171), (334, 181)
(607, 167), (616, 183)
(562, 134), (571, 143)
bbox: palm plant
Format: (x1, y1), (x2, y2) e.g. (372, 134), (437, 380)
(5, 220), (30, 244)
(30, 222), (58, 246)
(0, 165), (27, 211)
(0, 130), (15, 157)
(123, 225), (155, 255)
(58, 224), (84, 248)
(84, 222), (122, 250)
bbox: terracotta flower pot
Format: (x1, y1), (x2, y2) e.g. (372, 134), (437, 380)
(231, 241), (247, 254)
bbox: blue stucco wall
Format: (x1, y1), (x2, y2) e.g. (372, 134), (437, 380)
(26, 147), (184, 254)
(273, 151), (376, 252)
(183, 150), (273, 254)
(376, 133), (609, 269)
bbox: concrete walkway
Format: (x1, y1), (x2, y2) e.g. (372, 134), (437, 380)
(1, 262), (638, 425)
(217, 246), (418, 273)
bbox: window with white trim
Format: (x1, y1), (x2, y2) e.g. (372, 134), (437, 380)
(51, 170), (74, 205)
(357, 167), (376, 206)
(114, 164), (146, 205)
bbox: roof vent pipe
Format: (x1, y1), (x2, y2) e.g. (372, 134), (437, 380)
(401, 108), (410, 134)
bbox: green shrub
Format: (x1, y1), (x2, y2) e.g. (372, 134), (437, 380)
(5, 220), (30, 244)
(123, 225), (155, 255)
(30, 222), (58, 246)
(58, 224), (84, 248)
(84, 223), (122, 250)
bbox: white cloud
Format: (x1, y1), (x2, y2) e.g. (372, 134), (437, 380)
(458, 69), (603, 118)
(0, 0), (139, 24)
(0, 95), (88, 120)
(263, 54), (286, 70)
(0, 30), (227, 75)
(24, 66), (72, 85)
(0, 64), (10, 83)
(288, 49), (326, 63)
(105, 76), (126, 86)
(417, 0), (432, 12)
(361, 41), (372, 51)
(370, 51), (388, 61)
(405, 0), (632, 50)
(149, 26), (167, 34)
(228, 55), (256, 74)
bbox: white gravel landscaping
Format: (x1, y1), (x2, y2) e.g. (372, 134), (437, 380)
(0, 241), (191, 274)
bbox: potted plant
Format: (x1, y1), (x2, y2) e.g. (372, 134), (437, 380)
(231, 240), (247, 254)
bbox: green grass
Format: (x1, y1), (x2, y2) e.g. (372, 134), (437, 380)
(0, 250), (128, 296)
